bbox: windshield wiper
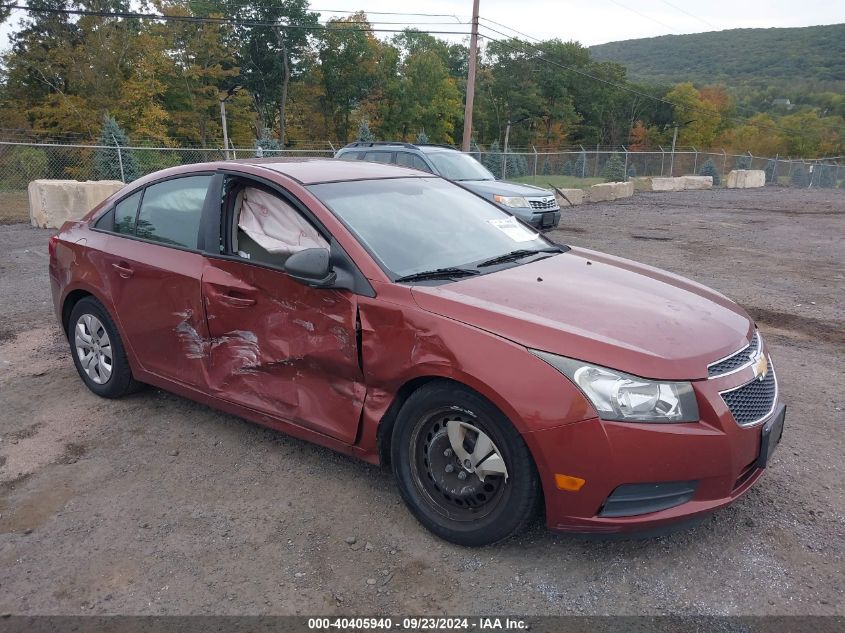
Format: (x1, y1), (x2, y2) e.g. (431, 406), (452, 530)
(394, 267), (481, 283)
(476, 247), (562, 268)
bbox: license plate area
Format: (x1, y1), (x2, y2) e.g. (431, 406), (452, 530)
(755, 404), (786, 469)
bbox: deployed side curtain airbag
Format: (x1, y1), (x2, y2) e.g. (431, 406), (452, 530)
(237, 187), (328, 255)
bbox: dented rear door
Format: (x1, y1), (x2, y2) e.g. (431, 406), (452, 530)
(200, 258), (366, 444)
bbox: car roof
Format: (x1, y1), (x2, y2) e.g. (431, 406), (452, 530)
(232, 157), (430, 185)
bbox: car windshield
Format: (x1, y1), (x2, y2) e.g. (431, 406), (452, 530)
(426, 152), (496, 181)
(309, 177), (555, 279)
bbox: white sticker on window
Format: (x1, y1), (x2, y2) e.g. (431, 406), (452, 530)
(487, 217), (539, 243)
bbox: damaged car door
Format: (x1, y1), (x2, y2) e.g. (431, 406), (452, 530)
(200, 177), (366, 443)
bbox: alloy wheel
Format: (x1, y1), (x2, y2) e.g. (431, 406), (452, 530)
(74, 314), (113, 385)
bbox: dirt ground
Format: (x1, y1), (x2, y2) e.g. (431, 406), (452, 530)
(0, 187), (843, 616)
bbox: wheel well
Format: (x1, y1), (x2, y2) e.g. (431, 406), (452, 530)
(375, 376), (505, 467)
(62, 290), (93, 335)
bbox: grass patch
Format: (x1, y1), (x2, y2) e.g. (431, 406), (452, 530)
(0, 190), (30, 224)
(507, 175), (606, 190)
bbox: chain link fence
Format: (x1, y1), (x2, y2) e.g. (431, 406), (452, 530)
(1, 141), (843, 201)
(475, 147), (845, 190)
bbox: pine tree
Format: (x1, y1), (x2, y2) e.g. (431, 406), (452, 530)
(573, 151), (587, 179)
(627, 163), (637, 179)
(561, 160), (574, 176)
(415, 131), (429, 144)
(601, 153), (626, 182)
(541, 157), (552, 176)
(255, 128), (283, 156)
(93, 115), (139, 182)
(764, 159), (777, 184)
(356, 118), (375, 143)
(812, 163), (836, 188)
(469, 140), (482, 161)
(699, 158), (721, 186)
(790, 164), (810, 187)
(482, 141), (503, 177)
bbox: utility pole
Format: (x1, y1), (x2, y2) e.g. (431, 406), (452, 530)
(669, 125), (678, 177)
(220, 98), (230, 161)
(461, 0), (480, 152)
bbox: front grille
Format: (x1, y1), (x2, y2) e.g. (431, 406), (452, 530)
(529, 197), (557, 210)
(721, 359), (777, 427)
(708, 331), (761, 377)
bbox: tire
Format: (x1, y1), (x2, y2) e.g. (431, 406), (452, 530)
(68, 296), (140, 398)
(391, 380), (540, 546)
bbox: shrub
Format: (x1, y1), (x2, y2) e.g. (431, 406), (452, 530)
(573, 151), (587, 178)
(812, 163), (837, 188)
(601, 153), (626, 182)
(735, 154), (752, 170)
(2, 146), (48, 188)
(482, 140), (502, 177)
(790, 164), (810, 187)
(94, 115), (139, 182)
(699, 158), (721, 186)
(626, 163), (637, 179)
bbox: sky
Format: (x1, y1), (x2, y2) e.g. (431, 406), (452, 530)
(314, 0), (845, 46)
(1, 0), (844, 48)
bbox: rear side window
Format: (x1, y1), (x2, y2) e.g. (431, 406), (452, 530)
(338, 152), (360, 161)
(363, 152), (393, 164)
(396, 152), (432, 173)
(135, 176), (212, 249)
(113, 190), (142, 234)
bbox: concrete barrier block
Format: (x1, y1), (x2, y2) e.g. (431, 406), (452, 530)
(552, 188), (584, 206)
(587, 181), (634, 202)
(681, 176), (713, 190)
(726, 170), (765, 189)
(28, 179), (124, 228)
(650, 177), (686, 192)
(633, 177), (656, 192)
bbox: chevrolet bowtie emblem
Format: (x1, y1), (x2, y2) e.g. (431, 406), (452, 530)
(752, 353), (768, 381)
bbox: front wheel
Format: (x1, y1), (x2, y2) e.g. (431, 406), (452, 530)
(391, 381), (541, 546)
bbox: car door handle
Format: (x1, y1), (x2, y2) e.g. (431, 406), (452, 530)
(111, 262), (134, 278)
(221, 294), (256, 307)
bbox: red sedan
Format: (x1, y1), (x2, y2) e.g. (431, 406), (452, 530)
(49, 159), (785, 546)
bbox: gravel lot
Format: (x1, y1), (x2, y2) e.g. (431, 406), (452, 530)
(0, 187), (843, 616)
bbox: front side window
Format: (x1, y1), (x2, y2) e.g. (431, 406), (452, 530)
(309, 177), (552, 278)
(227, 180), (328, 268)
(426, 152), (495, 181)
(135, 176), (212, 248)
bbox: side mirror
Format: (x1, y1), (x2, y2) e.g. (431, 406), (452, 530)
(284, 248), (337, 288)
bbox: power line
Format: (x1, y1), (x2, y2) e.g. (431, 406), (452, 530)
(657, 0), (717, 29)
(603, 0), (680, 33)
(0, 4), (474, 34)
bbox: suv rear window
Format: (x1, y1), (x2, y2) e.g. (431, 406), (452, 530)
(135, 176), (212, 248)
(363, 152), (393, 164)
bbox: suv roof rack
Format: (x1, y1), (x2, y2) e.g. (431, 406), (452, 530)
(342, 141), (459, 151)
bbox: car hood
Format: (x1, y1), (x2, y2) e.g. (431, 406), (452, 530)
(458, 179), (553, 198)
(410, 247), (753, 380)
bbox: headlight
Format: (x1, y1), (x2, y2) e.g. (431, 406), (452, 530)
(531, 350), (699, 423)
(494, 195), (530, 208)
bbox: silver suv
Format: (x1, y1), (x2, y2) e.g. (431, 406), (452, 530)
(335, 142), (561, 229)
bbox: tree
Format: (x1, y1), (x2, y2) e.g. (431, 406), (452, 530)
(94, 115), (139, 181)
(225, 0), (318, 146)
(357, 118), (375, 142)
(699, 158), (721, 186)
(601, 153), (626, 182)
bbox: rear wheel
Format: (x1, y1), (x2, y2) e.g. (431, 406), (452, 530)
(391, 381), (540, 546)
(68, 297), (140, 398)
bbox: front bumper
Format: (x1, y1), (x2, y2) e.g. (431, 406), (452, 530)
(523, 388), (785, 535)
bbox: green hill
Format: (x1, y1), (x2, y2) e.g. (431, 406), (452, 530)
(590, 24), (845, 88)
